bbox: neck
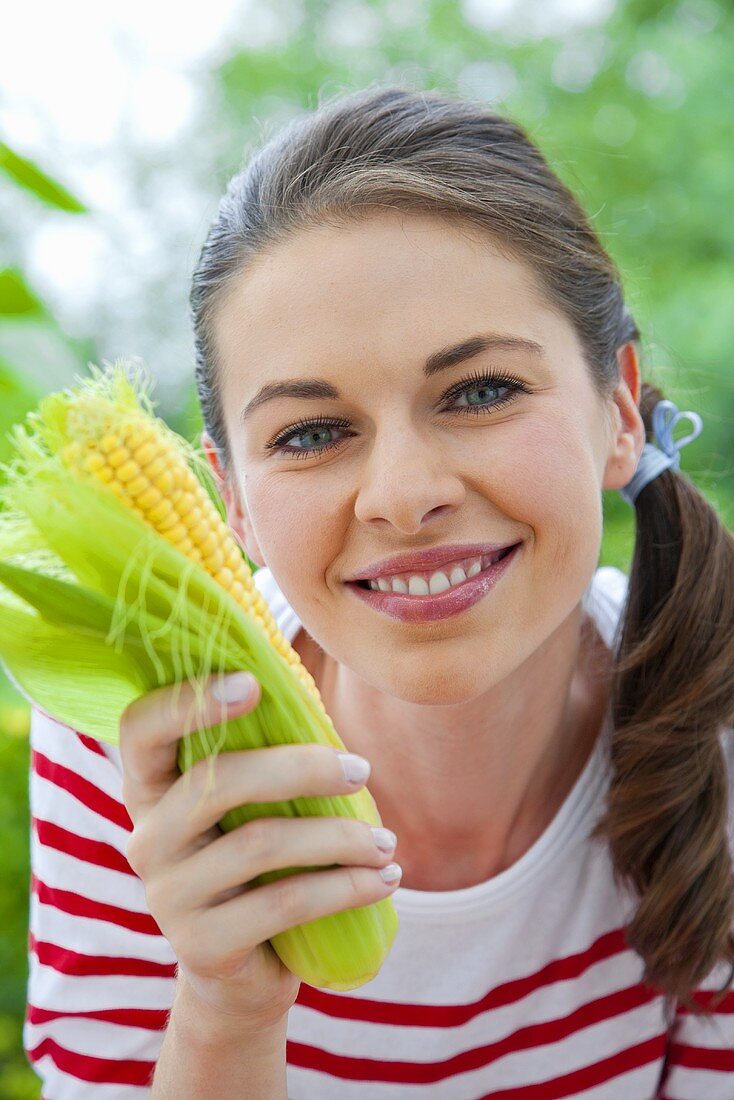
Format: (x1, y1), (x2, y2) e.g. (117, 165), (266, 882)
(301, 607), (611, 892)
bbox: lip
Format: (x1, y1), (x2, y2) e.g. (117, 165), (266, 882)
(344, 541), (520, 582)
(344, 542), (522, 623)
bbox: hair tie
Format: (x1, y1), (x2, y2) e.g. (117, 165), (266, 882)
(619, 399), (703, 507)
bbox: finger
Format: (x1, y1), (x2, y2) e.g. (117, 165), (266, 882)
(131, 742), (368, 871)
(118, 671), (261, 824)
(190, 861), (402, 976)
(180, 813), (397, 910)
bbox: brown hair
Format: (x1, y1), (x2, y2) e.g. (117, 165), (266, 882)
(189, 84), (734, 1016)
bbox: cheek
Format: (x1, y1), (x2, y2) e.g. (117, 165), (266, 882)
(486, 418), (603, 574)
(471, 419), (604, 678)
(500, 417), (600, 514)
(244, 474), (335, 581)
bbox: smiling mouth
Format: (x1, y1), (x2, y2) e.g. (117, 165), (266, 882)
(350, 543), (519, 592)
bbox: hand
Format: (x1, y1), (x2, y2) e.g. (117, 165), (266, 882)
(118, 673), (399, 1030)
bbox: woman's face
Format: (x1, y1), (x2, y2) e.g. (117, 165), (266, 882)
(208, 210), (634, 706)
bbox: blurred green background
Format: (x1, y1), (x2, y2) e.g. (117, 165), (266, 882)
(1, 0), (732, 1093)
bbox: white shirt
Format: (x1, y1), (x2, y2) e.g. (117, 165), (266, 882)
(23, 565), (734, 1098)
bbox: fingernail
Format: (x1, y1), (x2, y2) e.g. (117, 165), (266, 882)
(371, 827), (397, 853)
(337, 752), (371, 784)
(211, 672), (257, 704)
(379, 862), (402, 884)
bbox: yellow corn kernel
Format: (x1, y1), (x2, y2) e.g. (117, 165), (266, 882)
(152, 470), (175, 494)
(145, 454), (169, 480)
(135, 485), (161, 510)
(115, 460), (140, 484)
(163, 522), (186, 543)
(178, 537), (201, 561)
(83, 452), (106, 474)
(203, 543), (224, 572)
(99, 433), (121, 455)
(157, 511), (180, 533)
(148, 498), (174, 524)
(176, 491), (197, 516)
(106, 446), (129, 469)
(126, 475), (150, 497)
(133, 441), (158, 466)
(93, 464), (114, 484)
(59, 404), (327, 713)
(123, 424), (150, 452)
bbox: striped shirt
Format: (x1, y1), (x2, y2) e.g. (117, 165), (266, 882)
(23, 565), (734, 1098)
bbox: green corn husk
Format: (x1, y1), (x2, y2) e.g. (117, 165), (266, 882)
(0, 360), (399, 991)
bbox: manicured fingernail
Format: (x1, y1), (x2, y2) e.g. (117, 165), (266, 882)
(371, 827), (397, 853)
(379, 863), (402, 884)
(337, 752), (371, 784)
(211, 672), (257, 704)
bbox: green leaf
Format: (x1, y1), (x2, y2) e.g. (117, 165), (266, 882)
(0, 143), (88, 213)
(0, 559), (168, 657)
(0, 555), (246, 684)
(0, 602), (147, 744)
(0, 269), (48, 318)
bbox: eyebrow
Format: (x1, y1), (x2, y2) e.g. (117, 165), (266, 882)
(239, 332), (544, 426)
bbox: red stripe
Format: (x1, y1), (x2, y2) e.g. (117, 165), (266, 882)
(76, 731), (107, 757)
(27, 1035), (156, 1087)
(29, 932), (177, 979)
(676, 988), (734, 1014)
(32, 873), (163, 937)
(667, 1041), (734, 1071)
(33, 817), (135, 876)
(32, 749), (132, 832)
(288, 984), (662, 1085)
(297, 926), (634, 1026)
(286, 1032), (667, 1093)
(32, 705), (110, 757)
(27, 1002), (170, 1031)
(478, 1034), (667, 1098)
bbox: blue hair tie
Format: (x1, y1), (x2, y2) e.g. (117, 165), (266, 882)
(619, 399), (703, 507)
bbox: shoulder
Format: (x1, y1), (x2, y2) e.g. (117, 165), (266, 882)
(583, 565), (629, 655)
(253, 564), (303, 643)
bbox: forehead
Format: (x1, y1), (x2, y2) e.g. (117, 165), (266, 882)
(213, 210), (572, 384)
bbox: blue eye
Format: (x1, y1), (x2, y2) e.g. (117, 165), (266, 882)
(266, 369), (528, 459)
(267, 415), (355, 460)
(445, 369), (526, 418)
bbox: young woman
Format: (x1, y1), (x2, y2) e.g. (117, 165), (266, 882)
(24, 85), (734, 1099)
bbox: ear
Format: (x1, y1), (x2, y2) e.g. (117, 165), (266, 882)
(601, 340), (646, 493)
(200, 430), (267, 568)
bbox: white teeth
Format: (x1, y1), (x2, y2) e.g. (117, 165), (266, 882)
(408, 576), (430, 595)
(428, 572), (452, 594)
(365, 549), (514, 594)
(368, 556), (484, 593)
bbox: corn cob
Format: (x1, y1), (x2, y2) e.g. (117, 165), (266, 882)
(0, 359), (399, 991)
(50, 379), (337, 743)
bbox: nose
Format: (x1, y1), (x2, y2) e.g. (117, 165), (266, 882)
(353, 426), (465, 534)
